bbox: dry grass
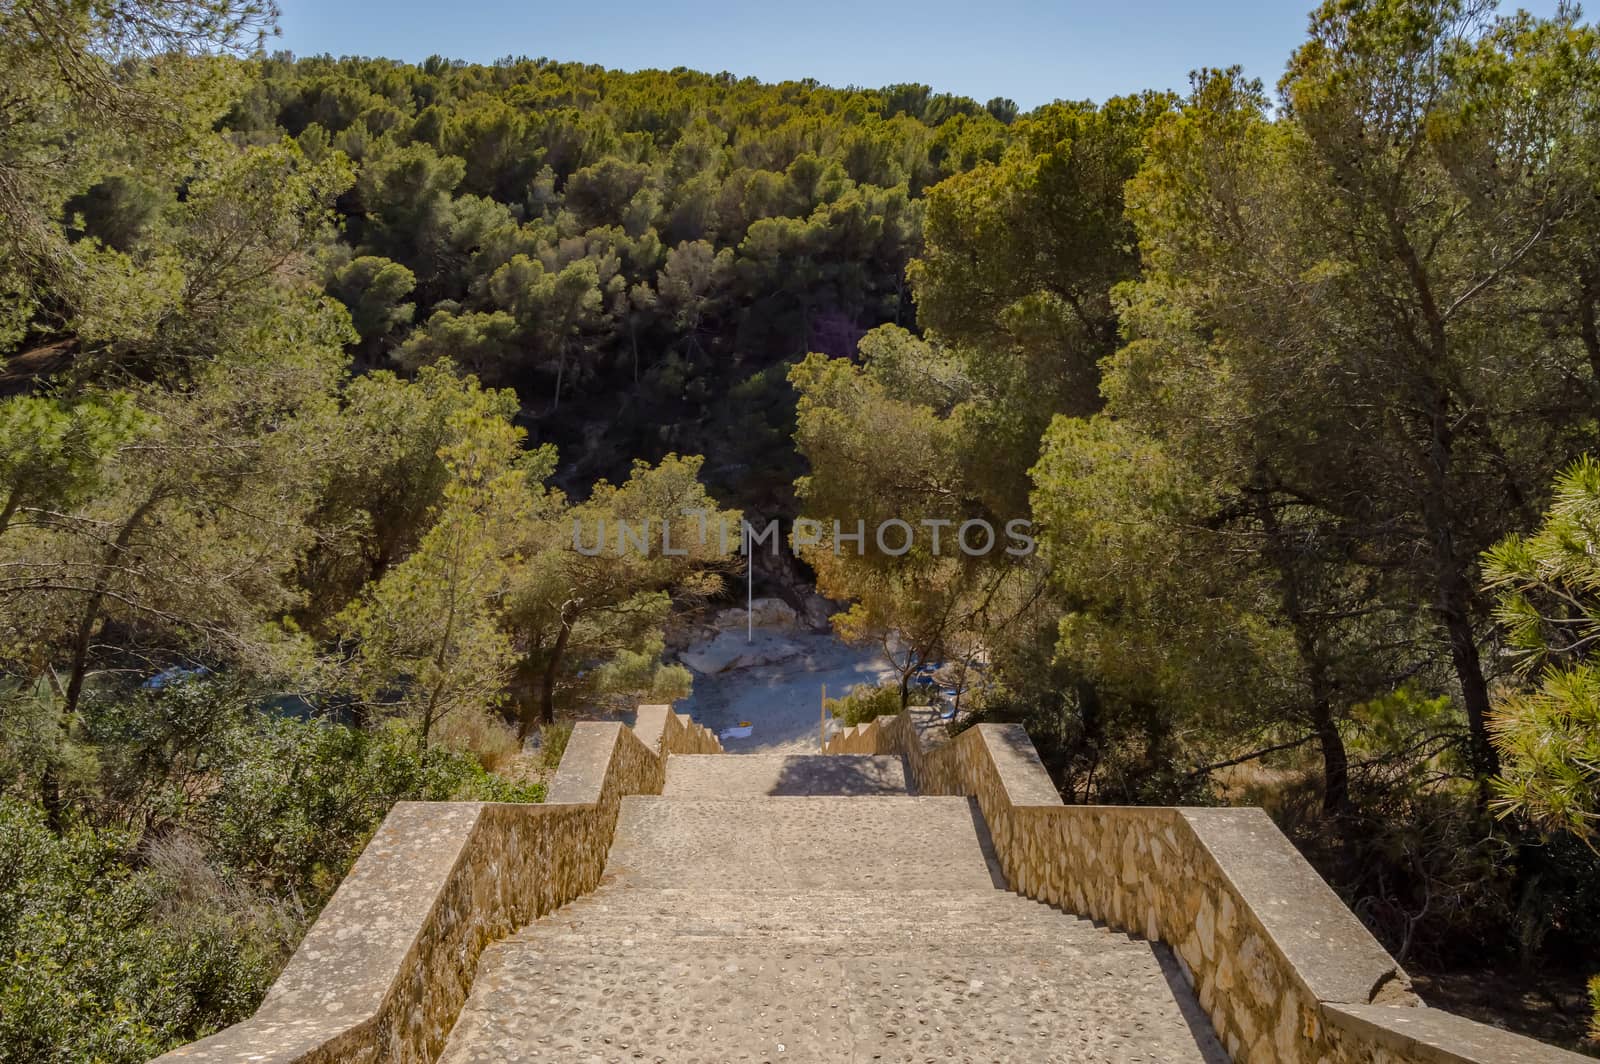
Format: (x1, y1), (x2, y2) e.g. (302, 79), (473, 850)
(144, 833), (304, 958)
(433, 710), (522, 773)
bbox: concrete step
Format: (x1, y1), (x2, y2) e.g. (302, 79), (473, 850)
(440, 943), (1226, 1063)
(662, 753), (908, 796)
(604, 795), (1003, 891)
(508, 889), (1105, 955)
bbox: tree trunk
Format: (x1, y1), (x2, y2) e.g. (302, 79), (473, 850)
(1311, 698), (1351, 816)
(1417, 388), (1500, 783)
(0, 485), (21, 542)
(46, 495), (160, 829)
(1251, 486), (1353, 815)
(1074, 679), (1104, 804)
(1387, 210), (1500, 785)
(418, 695), (437, 754)
(512, 653), (542, 742)
(61, 497), (159, 723)
(1437, 555), (1499, 781)
(535, 613), (574, 730)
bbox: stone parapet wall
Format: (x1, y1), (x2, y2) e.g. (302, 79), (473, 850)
(632, 704), (722, 757)
(828, 712), (1586, 1064)
(663, 706), (724, 755)
(157, 712), (710, 1064)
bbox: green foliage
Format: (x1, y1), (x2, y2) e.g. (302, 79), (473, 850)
(539, 721), (574, 773)
(205, 715), (541, 898)
(337, 375), (534, 749)
(1488, 665), (1600, 843)
(0, 669), (540, 1063)
(0, 797), (286, 1063)
(825, 683), (902, 727)
(1483, 458), (1600, 845)
(790, 338), (1040, 712)
(327, 255), (417, 349)
(505, 453), (740, 732)
(0, 392), (146, 538)
(0, 0), (271, 345)
(210, 51), (1012, 494)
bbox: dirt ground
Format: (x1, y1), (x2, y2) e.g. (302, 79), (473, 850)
(1411, 969), (1598, 1057)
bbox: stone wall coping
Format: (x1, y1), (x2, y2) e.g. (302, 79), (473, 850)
(968, 723), (1064, 807)
(1007, 804), (1407, 1008)
(545, 720), (648, 805)
(261, 801), (487, 1012)
(154, 710), (705, 1064)
(157, 800), (507, 1062)
(1326, 1004), (1593, 1063)
(632, 704), (672, 754)
(830, 710), (1586, 1064)
(1175, 806), (1407, 1008)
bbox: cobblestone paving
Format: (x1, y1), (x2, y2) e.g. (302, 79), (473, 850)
(663, 754), (909, 797)
(439, 786), (1227, 1063)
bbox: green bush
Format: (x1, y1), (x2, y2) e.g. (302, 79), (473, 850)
(0, 678), (545, 1063)
(540, 721), (573, 772)
(204, 715), (541, 899)
(826, 683), (902, 727)
(0, 798), (281, 1063)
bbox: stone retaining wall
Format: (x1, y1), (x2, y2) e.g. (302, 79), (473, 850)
(633, 703), (724, 757)
(827, 713), (1586, 1064)
(158, 710), (720, 1064)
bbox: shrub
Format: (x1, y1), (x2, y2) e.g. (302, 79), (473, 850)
(0, 798), (281, 1063)
(826, 683), (901, 727)
(0, 683), (547, 1063)
(203, 716), (541, 900)
(539, 720), (573, 772)
(432, 707), (523, 773)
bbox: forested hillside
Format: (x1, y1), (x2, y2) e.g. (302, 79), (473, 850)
(226, 51), (1016, 507)
(3, 0), (1600, 1058)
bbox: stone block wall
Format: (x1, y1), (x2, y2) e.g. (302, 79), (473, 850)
(157, 713), (712, 1064)
(632, 703), (724, 757)
(828, 712), (1587, 1064)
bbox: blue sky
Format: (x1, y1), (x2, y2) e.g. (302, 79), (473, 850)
(274, 1), (1570, 110)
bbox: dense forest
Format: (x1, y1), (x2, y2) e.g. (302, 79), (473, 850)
(3, 0), (1600, 1059)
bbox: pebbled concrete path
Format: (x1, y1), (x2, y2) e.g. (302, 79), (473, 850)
(663, 753), (909, 797)
(439, 754), (1226, 1063)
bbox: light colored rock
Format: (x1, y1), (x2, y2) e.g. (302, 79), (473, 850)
(679, 629), (804, 673)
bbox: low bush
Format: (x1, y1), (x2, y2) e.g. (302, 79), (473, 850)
(826, 683), (902, 727)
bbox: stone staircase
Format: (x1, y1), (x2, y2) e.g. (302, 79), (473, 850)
(437, 754), (1227, 1063)
(159, 714), (1591, 1064)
